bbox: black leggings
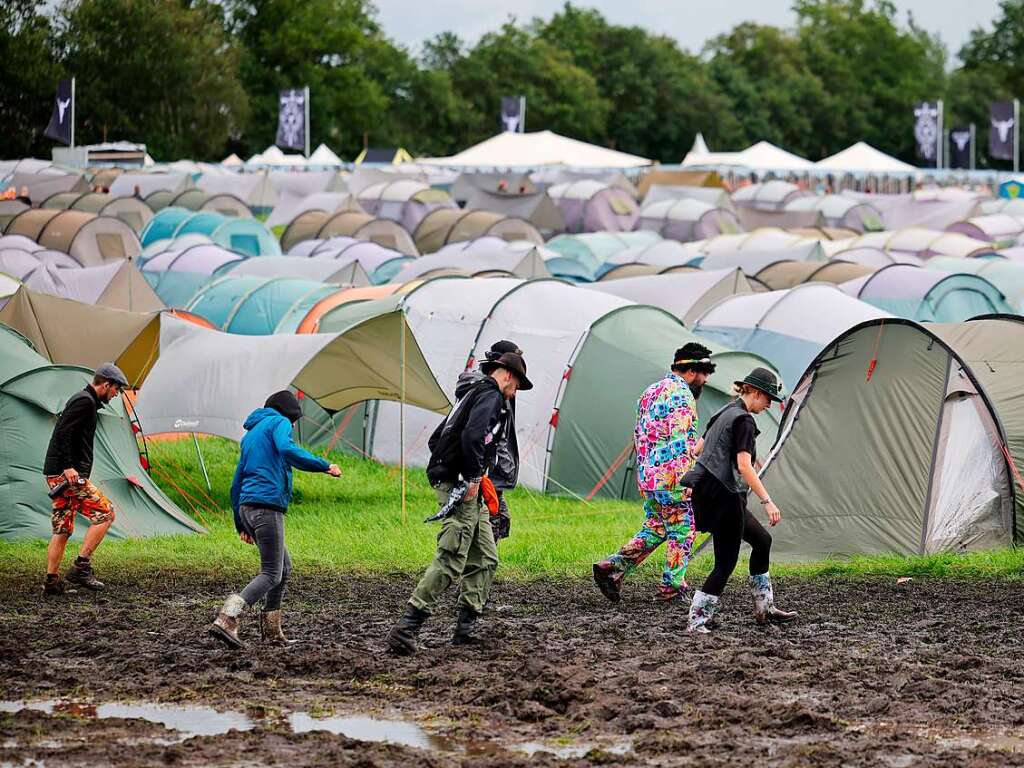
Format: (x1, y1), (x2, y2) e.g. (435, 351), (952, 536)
(692, 479), (772, 596)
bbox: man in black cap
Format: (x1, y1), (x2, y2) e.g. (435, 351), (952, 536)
(42, 362), (130, 596)
(387, 349), (532, 655)
(593, 342), (716, 604)
(208, 390), (341, 650)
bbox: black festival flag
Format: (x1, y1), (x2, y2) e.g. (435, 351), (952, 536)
(949, 126), (972, 170)
(275, 88), (306, 151)
(500, 96), (526, 133)
(990, 100), (1016, 161)
(44, 79), (73, 145)
(913, 101), (941, 167)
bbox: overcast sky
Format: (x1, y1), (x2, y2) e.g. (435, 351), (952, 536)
(375, 0), (1002, 61)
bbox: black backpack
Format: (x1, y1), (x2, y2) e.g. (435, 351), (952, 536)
(426, 380), (492, 484)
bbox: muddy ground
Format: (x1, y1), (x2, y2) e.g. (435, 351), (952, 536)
(1, 571), (1023, 767)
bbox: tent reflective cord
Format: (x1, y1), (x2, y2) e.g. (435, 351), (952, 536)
(584, 441), (634, 502)
(866, 320), (885, 382)
(325, 407), (359, 454)
(148, 464), (212, 529)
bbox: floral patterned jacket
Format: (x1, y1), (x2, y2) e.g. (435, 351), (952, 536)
(634, 373), (699, 498)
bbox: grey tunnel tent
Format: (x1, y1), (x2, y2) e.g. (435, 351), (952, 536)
(760, 316), (1024, 560)
(0, 324), (202, 540)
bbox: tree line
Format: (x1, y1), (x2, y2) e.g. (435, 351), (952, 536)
(2, 0), (1024, 167)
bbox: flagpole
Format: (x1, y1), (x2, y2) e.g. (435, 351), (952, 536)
(937, 99), (944, 171)
(304, 86), (310, 159)
(970, 123), (976, 172)
(1015, 99), (1020, 175)
(70, 78), (76, 149)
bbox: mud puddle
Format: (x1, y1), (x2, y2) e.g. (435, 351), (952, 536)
(0, 699), (632, 759)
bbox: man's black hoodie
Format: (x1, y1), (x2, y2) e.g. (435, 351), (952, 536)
(426, 373), (509, 486)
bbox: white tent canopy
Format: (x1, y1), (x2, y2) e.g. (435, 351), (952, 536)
(135, 314), (449, 440)
(814, 142), (916, 174)
(420, 130), (652, 169)
(683, 141), (815, 171)
(308, 144), (344, 167)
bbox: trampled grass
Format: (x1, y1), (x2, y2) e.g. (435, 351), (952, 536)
(2, 437), (1023, 582)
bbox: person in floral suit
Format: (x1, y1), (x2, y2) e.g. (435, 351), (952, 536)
(592, 342), (716, 603)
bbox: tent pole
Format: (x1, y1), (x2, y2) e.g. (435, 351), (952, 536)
(70, 78), (75, 149)
(192, 433), (211, 492)
(400, 309), (407, 525)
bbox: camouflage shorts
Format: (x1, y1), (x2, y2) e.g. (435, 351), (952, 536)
(46, 476), (115, 536)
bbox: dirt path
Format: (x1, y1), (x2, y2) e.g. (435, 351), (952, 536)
(2, 572), (1023, 766)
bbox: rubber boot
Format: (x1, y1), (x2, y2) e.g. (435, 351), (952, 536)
(387, 604), (429, 656)
(65, 558), (105, 591)
(260, 610), (297, 646)
(208, 594), (247, 649)
(43, 573), (68, 597)
(749, 572), (798, 625)
(452, 606), (483, 646)
(592, 561), (623, 603)
(687, 590), (720, 634)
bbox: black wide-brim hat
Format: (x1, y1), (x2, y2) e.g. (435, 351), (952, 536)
(481, 352), (533, 390)
(734, 367), (783, 403)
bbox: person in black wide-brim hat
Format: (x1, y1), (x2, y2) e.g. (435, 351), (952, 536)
(682, 367), (797, 633)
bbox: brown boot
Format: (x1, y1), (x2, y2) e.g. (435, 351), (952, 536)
(208, 594), (247, 649)
(43, 574), (69, 597)
(65, 559), (104, 591)
(260, 610), (296, 646)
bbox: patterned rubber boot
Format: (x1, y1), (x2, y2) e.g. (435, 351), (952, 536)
(260, 610), (297, 646)
(592, 561), (624, 603)
(749, 572), (798, 625)
(687, 590), (720, 633)
(208, 594), (247, 649)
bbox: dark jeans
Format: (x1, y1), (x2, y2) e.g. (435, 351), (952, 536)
(238, 505), (292, 611)
(691, 478), (772, 597)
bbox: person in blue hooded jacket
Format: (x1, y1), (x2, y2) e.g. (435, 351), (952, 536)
(208, 390), (340, 650)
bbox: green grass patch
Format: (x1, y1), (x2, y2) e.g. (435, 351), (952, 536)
(2, 438), (1023, 581)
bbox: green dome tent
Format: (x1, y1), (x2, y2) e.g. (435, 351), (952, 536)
(0, 325), (203, 540)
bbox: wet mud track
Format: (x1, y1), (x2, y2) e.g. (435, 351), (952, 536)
(2, 572), (1023, 766)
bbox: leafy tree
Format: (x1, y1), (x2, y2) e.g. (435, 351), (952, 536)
(538, 4), (741, 162)
(0, 1), (63, 158)
(794, 0), (947, 161)
(955, 0), (1024, 168)
(58, 0), (248, 160)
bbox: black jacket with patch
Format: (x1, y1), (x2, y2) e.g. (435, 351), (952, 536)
(43, 387), (103, 478)
(426, 375), (507, 486)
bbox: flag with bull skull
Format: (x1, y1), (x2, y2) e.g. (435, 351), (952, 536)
(276, 88), (306, 152)
(949, 125), (972, 170)
(990, 100), (1016, 161)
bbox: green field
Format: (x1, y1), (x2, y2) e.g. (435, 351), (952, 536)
(3, 438), (1023, 582)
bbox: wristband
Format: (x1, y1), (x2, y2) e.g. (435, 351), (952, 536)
(760, 497), (772, 505)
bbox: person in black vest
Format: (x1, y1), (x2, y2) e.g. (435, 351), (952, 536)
(386, 350), (532, 656)
(683, 368), (797, 633)
(42, 363), (129, 596)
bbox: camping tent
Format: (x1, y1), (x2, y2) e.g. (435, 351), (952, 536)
(636, 198), (742, 242)
(547, 180), (639, 233)
(783, 195), (883, 232)
(280, 210), (418, 256)
(732, 181), (810, 211)
(635, 169), (724, 199)
(40, 192), (154, 234)
(925, 256), (1024, 313)
(197, 170), (278, 214)
(838, 228), (995, 259)
(288, 238), (411, 284)
(223, 255), (370, 287)
(185, 275), (340, 334)
(24, 260), (164, 311)
(151, 188), (253, 219)
(420, 130), (652, 169)
(357, 179), (457, 234)
(544, 231), (663, 281)
(946, 214), (1024, 245)
(265, 191), (362, 229)
(0, 324), (202, 540)
(109, 172), (192, 198)
(760, 317), (1024, 558)
(140, 208), (280, 257)
(754, 260), (874, 291)
(5, 209), (142, 265)
(453, 173), (565, 233)
(390, 245), (550, 283)
(141, 243), (245, 275)
(691, 284), (891, 387)
(134, 313), (449, 440)
(586, 268), (755, 326)
(840, 264), (1012, 321)
(413, 209), (543, 254)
